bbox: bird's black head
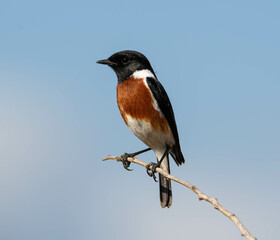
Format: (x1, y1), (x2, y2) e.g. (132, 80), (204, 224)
(97, 50), (155, 83)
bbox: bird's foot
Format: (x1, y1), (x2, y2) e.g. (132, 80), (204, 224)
(146, 162), (160, 182)
(119, 153), (133, 171)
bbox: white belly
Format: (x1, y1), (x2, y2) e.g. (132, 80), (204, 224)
(126, 115), (175, 151)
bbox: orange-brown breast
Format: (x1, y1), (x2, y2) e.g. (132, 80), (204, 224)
(117, 77), (170, 133)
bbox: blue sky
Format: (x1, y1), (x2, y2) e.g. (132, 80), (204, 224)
(0, 1), (279, 239)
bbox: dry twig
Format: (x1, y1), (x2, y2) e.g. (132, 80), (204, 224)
(103, 155), (257, 240)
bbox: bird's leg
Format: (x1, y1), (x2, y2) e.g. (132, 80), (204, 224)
(146, 146), (170, 182)
(120, 148), (151, 171)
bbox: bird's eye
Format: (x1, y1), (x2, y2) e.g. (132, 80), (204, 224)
(121, 57), (129, 64)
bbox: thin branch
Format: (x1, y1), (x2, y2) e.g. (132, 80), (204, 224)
(103, 155), (257, 240)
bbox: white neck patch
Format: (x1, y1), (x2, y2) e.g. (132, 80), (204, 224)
(132, 69), (155, 79)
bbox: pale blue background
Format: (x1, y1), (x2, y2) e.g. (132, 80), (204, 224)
(0, 1), (279, 239)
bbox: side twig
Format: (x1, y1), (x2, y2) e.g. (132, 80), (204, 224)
(103, 155), (257, 240)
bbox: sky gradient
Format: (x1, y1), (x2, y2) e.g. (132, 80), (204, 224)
(0, 1), (279, 239)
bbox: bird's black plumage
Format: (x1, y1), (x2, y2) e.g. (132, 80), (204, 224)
(107, 50), (156, 83)
(146, 77), (185, 166)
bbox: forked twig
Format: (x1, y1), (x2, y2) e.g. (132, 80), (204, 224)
(103, 155), (257, 240)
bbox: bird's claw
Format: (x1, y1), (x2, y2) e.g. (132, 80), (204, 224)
(120, 153), (133, 171)
(146, 162), (159, 182)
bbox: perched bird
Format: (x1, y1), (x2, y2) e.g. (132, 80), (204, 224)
(97, 50), (185, 208)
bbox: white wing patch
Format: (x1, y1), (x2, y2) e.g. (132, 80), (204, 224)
(143, 78), (163, 117)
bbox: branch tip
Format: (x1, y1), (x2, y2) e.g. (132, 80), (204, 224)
(102, 155), (114, 161)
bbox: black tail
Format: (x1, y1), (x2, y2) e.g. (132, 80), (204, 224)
(159, 155), (172, 208)
(159, 174), (172, 208)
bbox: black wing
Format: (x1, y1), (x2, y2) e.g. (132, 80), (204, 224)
(146, 77), (185, 165)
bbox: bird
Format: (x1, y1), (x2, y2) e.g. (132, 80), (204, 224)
(97, 50), (185, 208)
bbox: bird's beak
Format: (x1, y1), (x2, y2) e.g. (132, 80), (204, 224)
(96, 59), (116, 66)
